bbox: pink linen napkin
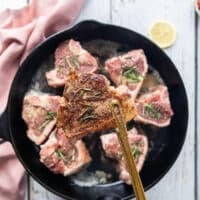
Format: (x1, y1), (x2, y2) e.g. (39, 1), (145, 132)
(0, 0), (84, 199)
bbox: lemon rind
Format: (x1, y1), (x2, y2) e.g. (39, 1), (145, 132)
(148, 20), (177, 49)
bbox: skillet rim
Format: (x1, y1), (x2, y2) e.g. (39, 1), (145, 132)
(7, 20), (188, 200)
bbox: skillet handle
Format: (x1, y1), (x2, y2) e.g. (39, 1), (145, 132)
(0, 109), (10, 144)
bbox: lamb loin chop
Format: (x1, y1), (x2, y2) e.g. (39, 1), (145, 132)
(135, 85), (174, 127)
(105, 50), (148, 100)
(46, 39), (99, 88)
(100, 127), (148, 185)
(40, 129), (91, 176)
(22, 94), (61, 145)
(57, 73), (136, 139)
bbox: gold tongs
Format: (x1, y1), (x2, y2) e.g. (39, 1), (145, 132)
(110, 100), (146, 200)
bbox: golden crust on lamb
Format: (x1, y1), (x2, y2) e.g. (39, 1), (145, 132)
(57, 73), (137, 139)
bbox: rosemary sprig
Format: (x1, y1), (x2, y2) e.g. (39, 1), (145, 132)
(65, 57), (72, 69)
(78, 106), (98, 122)
(75, 87), (102, 99)
(80, 102), (94, 108)
(132, 146), (141, 160)
(56, 148), (76, 163)
(46, 111), (56, 120)
(39, 120), (51, 131)
(39, 111), (56, 131)
(56, 149), (68, 163)
(83, 92), (102, 99)
(80, 88), (93, 94)
(57, 56), (80, 75)
(80, 115), (99, 121)
(57, 65), (63, 74)
(70, 56), (80, 68)
(122, 67), (143, 83)
(64, 56), (80, 70)
(144, 103), (161, 119)
(118, 146), (141, 161)
(73, 87), (93, 97)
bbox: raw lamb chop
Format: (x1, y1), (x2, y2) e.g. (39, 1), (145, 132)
(57, 73), (137, 139)
(105, 50), (148, 100)
(135, 85), (173, 127)
(46, 39), (99, 88)
(22, 94), (61, 145)
(100, 127), (148, 185)
(40, 129), (91, 176)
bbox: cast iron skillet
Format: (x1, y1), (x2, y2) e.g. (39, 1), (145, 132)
(0, 20), (188, 200)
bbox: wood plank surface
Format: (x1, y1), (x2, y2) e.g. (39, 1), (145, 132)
(110, 1), (196, 199)
(0, 0), (197, 200)
(76, 0), (110, 23)
(197, 10), (200, 200)
(0, 0), (27, 11)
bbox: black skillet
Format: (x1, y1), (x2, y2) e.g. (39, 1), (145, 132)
(0, 20), (188, 200)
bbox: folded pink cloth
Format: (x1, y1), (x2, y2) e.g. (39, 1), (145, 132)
(0, 0), (84, 199)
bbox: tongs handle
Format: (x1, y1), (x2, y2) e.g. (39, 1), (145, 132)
(110, 101), (146, 200)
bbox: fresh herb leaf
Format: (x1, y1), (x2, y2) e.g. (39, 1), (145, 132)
(57, 65), (63, 74)
(75, 87), (93, 96)
(132, 146), (141, 160)
(81, 103), (94, 108)
(79, 90), (85, 96)
(78, 87), (102, 99)
(80, 115), (99, 121)
(39, 111), (57, 131)
(144, 103), (161, 119)
(122, 67), (143, 83)
(73, 87), (101, 100)
(80, 88), (93, 93)
(117, 146), (141, 160)
(39, 120), (51, 131)
(70, 56), (80, 68)
(65, 57), (72, 69)
(64, 56), (80, 70)
(46, 111), (56, 120)
(73, 88), (92, 97)
(56, 149), (68, 163)
(78, 106), (98, 122)
(56, 148), (76, 163)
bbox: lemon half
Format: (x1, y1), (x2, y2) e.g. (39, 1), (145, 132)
(148, 20), (177, 49)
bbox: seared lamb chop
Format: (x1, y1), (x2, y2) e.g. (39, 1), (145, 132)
(105, 50), (148, 100)
(22, 94), (61, 145)
(40, 129), (91, 176)
(57, 73), (136, 139)
(135, 85), (173, 127)
(46, 39), (99, 88)
(100, 127), (148, 185)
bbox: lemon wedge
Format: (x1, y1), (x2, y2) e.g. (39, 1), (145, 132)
(148, 20), (177, 49)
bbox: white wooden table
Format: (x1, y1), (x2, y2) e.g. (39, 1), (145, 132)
(0, 0), (199, 199)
